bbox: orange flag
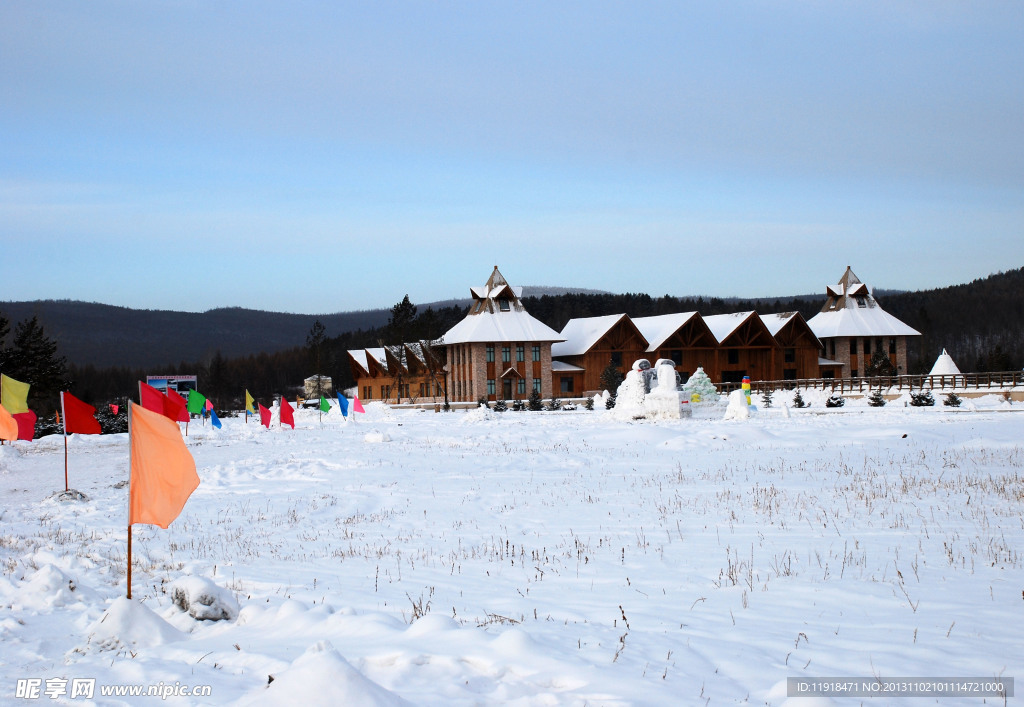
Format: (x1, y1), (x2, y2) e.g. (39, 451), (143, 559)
(129, 403), (199, 529)
(0, 404), (18, 441)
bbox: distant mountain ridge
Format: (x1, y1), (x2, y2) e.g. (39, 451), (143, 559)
(1, 270), (1020, 371)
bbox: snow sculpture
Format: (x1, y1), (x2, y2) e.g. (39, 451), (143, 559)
(723, 388), (755, 420)
(610, 359), (686, 420)
(681, 367), (719, 404)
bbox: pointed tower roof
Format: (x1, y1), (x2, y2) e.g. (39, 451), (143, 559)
(808, 267), (920, 338)
(443, 267), (563, 344)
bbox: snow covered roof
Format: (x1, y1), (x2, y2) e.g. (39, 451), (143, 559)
(551, 314), (632, 357)
(809, 267), (920, 338)
(807, 307), (920, 338)
(702, 312), (756, 344)
(443, 267), (563, 345)
(760, 312), (799, 337)
(928, 349), (961, 376)
(632, 312), (699, 351)
(366, 347), (388, 368)
(552, 360), (584, 372)
(347, 349), (370, 374)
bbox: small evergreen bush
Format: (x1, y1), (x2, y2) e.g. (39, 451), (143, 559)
(512, 399), (525, 412)
(528, 389), (544, 411)
(825, 395), (845, 408)
(867, 389), (887, 407)
(910, 391), (935, 407)
(494, 399), (508, 412)
(547, 398), (561, 411)
(792, 391), (807, 408)
(943, 392), (962, 408)
(760, 389), (773, 408)
(585, 396), (594, 411)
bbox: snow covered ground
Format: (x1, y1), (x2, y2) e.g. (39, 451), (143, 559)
(1, 393), (1021, 705)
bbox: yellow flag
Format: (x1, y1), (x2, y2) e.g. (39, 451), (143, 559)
(129, 403), (199, 529)
(245, 390), (255, 415)
(0, 404), (18, 441)
(0, 374), (30, 414)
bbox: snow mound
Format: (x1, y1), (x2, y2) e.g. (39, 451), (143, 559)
(169, 575), (239, 621)
(6, 564), (93, 611)
(723, 389), (755, 420)
(239, 640), (410, 707)
(363, 429), (392, 443)
(46, 488), (90, 503)
(78, 596), (184, 654)
(461, 405), (494, 423)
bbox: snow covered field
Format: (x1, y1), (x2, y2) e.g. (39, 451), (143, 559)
(1, 394), (1021, 705)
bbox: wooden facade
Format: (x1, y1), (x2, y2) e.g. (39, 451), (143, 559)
(762, 312), (824, 381)
(553, 314), (650, 394)
(347, 343), (447, 405)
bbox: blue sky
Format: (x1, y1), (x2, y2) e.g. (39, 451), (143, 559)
(2, 1), (1022, 313)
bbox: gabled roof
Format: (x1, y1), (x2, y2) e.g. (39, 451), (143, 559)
(760, 311), (799, 337)
(702, 311), (756, 344)
(632, 312), (700, 351)
(761, 311), (823, 349)
(443, 267), (563, 344)
(552, 360), (584, 372)
(551, 314), (635, 357)
(347, 349), (370, 376)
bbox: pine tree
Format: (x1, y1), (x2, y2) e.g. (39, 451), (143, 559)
(599, 360), (624, 398)
(825, 394), (845, 408)
(910, 390), (935, 406)
(943, 392), (962, 407)
(867, 389), (887, 407)
(528, 389), (544, 411)
(792, 390), (807, 408)
(494, 398), (508, 412)
(4, 316), (71, 415)
(760, 389), (773, 408)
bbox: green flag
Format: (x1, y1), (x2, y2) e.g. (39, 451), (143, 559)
(319, 396), (330, 413)
(186, 390), (207, 415)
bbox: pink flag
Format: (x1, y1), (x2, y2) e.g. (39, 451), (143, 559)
(353, 395), (365, 414)
(111, 404), (119, 415)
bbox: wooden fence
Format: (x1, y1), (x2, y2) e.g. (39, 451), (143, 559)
(719, 370), (1024, 395)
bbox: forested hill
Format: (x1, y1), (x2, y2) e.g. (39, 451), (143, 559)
(0, 301), (394, 368)
(3, 267), (1023, 376)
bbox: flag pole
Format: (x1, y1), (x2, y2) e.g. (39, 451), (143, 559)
(60, 391), (69, 492)
(127, 402), (133, 600)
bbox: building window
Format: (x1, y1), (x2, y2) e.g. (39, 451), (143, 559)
(517, 345), (525, 362)
(518, 379), (526, 395)
(499, 299), (511, 312)
(857, 297), (867, 308)
(610, 351), (623, 367)
(851, 369), (858, 378)
(532, 345), (541, 362)
(670, 350), (682, 366)
(560, 377), (574, 393)
(784, 348), (795, 363)
(533, 378), (541, 393)
(727, 349), (739, 365)
(850, 339), (857, 354)
(502, 346), (511, 363)
(419, 383), (425, 397)
(487, 379), (495, 395)
(889, 339), (896, 354)
(486, 345), (495, 362)
(784, 369), (797, 380)
(830, 340), (836, 357)
(864, 339), (871, 355)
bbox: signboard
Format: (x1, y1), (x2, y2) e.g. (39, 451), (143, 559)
(146, 375), (198, 394)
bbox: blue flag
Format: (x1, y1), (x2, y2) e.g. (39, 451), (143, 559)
(336, 392), (349, 417)
(210, 407), (222, 429)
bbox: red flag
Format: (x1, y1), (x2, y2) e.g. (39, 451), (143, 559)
(353, 395), (365, 414)
(110, 404), (119, 415)
(62, 392), (101, 435)
(139, 382), (166, 414)
(165, 389), (189, 423)
(258, 403), (271, 428)
(280, 396), (295, 429)
(14, 410), (36, 441)
(129, 403), (199, 529)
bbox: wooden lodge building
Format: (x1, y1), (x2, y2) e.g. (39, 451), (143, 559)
(347, 266), (920, 404)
